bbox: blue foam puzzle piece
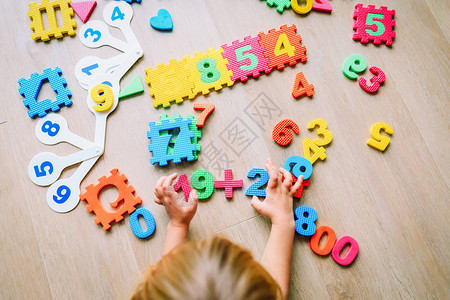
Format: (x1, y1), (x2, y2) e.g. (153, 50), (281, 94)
(129, 208), (156, 239)
(294, 206), (318, 236)
(245, 168), (269, 197)
(150, 9), (173, 31)
(18, 67), (72, 119)
(284, 155), (313, 180)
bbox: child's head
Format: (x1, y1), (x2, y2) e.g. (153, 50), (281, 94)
(131, 236), (281, 300)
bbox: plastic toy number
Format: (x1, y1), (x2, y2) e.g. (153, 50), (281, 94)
(53, 185), (71, 204)
(294, 206), (317, 236)
(331, 236), (359, 265)
(367, 122), (393, 151)
(307, 119), (333, 146)
(291, 0), (313, 14)
(272, 119), (300, 146)
(191, 170), (214, 200)
(235, 45), (258, 71)
(342, 54), (368, 80)
(358, 66), (386, 93)
(173, 174), (191, 202)
(284, 155), (313, 180)
(303, 138), (327, 164)
(310, 226), (336, 255)
(129, 208), (156, 239)
(84, 28), (101, 42)
(245, 168), (269, 197)
(91, 84), (114, 112)
(42, 121), (60, 137)
(365, 13), (385, 36)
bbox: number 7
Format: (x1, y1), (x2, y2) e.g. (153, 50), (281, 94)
(193, 103), (215, 127)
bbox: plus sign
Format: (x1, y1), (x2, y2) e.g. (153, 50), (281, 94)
(214, 169), (243, 199)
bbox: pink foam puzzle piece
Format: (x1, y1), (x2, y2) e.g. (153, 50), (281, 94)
(214, 169), (243, 199)
(70, 1), (97, 23)
(173, 174), (191, 202)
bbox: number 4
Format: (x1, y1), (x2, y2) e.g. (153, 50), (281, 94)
(292, 72), (314, 99)
(111, 6), (125, 21)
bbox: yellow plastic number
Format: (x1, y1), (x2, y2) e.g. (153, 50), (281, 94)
(307, 119), (333, 147)
(303, 137), (327, 164)
(274, 34), (296, 57)
(91, 84), (114, 112)
(367, 122), (393, 151)
(291, 0), (313, 14)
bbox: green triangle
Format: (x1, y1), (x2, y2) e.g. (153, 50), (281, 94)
(119, 74), (145, 99)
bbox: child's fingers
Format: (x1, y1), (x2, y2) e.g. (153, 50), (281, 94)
(189, 190), (199, 207)
(279, 168), (292, 188)
(290, 175), (304, 196)
(251, 196), (264, 214)
(162, 173), (178, 190)
(155, 176), (166, 189)
(266, 159), (279, 188)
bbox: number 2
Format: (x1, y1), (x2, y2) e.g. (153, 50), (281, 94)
(111, 6), (125, 21)
(245, 168), (269, 197)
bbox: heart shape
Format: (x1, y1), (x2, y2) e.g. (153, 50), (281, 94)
(150, 9), (173, 31)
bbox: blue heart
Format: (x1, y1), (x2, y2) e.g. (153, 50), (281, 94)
(150, 9), (173, 31)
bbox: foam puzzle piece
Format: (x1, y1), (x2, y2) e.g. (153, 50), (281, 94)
(291, 0), (313, 14)
(353, 4), (396, 46)
(145, 58), (195, 108)
(191, 170), (214, 200)
(307, 119), (333, 147)
(147, 117), (197, 166)
(150, 9), (173, 31)
(284, 155), (313, 180)
(292, 72), (314, 98)
(129, 208), (156, 239)
(272, 119), (299, 146)
(342, 54), (367, 80)
(221, 36), (272, 82)
(245, 168), (269, 197)
(331, 235), (359, 265)
(214, 169), (243, 199)
(294, 205), (317, 236)
(118, 74), (144, 99)
(292, 176), (310, 199)
(28, 0), (77, 41)
(80, 169), (142, 230)
(303, 137), (327, 164)
(358, 66), (386, 93)
(174, 174), (191, 202)
(263, 0), (291, 13)
(310, 225), (336, 255)
(367, 122), (393, 151)
(193, 103), (215, 127)
(258, 25), (308, 70)
(70, 1), (96, 23)
(18, 67), (73, 118)
(312, 0), (332, 12)
(185, 48), (234, 99)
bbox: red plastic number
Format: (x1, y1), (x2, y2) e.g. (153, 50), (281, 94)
(193, 103), (215, 127)
(312, 0), (332, 12)
(292, 72), (314, 98)
(358, 66), (386, 93)
(174, 174), (191, 202)
(272, 119), (300, 146)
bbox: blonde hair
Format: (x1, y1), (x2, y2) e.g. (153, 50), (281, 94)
(131, 236), (281, 300)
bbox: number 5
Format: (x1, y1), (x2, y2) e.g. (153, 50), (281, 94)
(34, 161), (54, 177)
(235, 45), (258, 71)
(365, 13), (385, 36)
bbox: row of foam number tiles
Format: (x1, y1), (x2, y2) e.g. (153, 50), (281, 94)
(145, 24), (307, 108)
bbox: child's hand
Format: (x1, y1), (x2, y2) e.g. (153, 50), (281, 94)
(251, 158), (303, 226)
(154, 173), (199, 228)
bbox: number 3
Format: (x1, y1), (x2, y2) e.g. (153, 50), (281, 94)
(84, 28), (101, 43)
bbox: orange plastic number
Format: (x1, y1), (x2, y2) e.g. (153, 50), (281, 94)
(193, 103), (215, 127)
(303, 137), (326, 164)
(367, 122), (393, 151)
(307, 119), (332, 146)
(291, 0), (313, 14)
(91, 84), (114, 112)
(272, 119), (300, 146)
(310, 226), (336, 255)
(292, 72), (314, 99)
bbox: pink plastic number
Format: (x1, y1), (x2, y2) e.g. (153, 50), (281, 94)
(174, 174), (191, 202)
(331, 235), (359, 266)
(358, 66), (386, 93)
(312, 0), (332, 12)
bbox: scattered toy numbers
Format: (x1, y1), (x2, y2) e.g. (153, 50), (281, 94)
(342, 54), (367, 80)
(367, 122), (393, 151)
(246, 168), (270, 197)
(193, 103), (215, 127)
(353, 4), (396, 46)
(129, 208), (156, 239)
(358, 66), (386, 93)
(214, 169), (244, 199)
(191, 170), (215, 200)
(91, 84), (114, 112)
(272, 119), (300, 146)
(284, 155), (313, 180)
(292, 72), (314, 99)
(174, 174), (191, 202)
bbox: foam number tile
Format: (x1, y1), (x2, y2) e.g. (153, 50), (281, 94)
(80, 169), (142, 230)
(263, 0), (291, 14)
(246, 168), (269, 197)
(303, 138), (327, 164)
(331, 236), (359, 265)
(214, 169), (243, 199)
(28, 0), (77, 41)
(18, 67), (72, 119)
(80, 20), (130, 52)
(174, 174), (191, 202)
(310, 226), (336, 255)
(191, 170), (214, 200)
(342, 54), (368, 80)
(193, 103), (215, 127)
(221, 36), (272, 82)
(284, 155), (313, 180)
(291, 0), (313, 14)
(272, 119), (299, 146)
(258, 25), (307, 70)
(353, 4), (396, 46)
(185, 48), (234, 99)
(294, 206), (317, 236)
(91, 84), (114, 112)
(367, 122), (393, 151)
(129, 208), (156, 239)
(292, 72), (314, 98)
(307, 119), (333, 147)
(358, 66), (386, 93)
(145, 59), (195, 108)
(312, 0), (332, 13)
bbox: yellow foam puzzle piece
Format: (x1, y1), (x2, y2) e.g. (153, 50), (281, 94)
(367, 122), (393, 151)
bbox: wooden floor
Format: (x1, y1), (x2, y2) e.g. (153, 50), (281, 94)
(1, 0), (449, 299)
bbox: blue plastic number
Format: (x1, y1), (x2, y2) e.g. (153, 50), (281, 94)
(284, 155), (313, 180)
(245, 168), (269, 197)
(41, 121), (60, 137)
(294, 206), (318, 236)
(82, 63), (99, 76)
(84, 28), (101, 42)
(34, 161), (54, 177)
(129, 208), (156, 239)
(111, 6), (125, 21)
(52, 185), (71, 204)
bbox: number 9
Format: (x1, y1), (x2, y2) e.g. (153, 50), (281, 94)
(91, 84), (114, 112)
(191, 170), (214, 200)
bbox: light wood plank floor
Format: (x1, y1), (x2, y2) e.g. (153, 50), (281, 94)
(0, 0), (448, 299)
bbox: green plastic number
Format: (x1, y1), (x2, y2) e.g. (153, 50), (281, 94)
(191, 170), (214, 200)
(365, 13), (385, 36)
(235, 45), (258, 71)
(197, 58), (221, 83)
(342, 54), (368, 80)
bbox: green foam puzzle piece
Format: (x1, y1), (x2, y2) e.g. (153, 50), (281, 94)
(119, 74), (145, 99)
